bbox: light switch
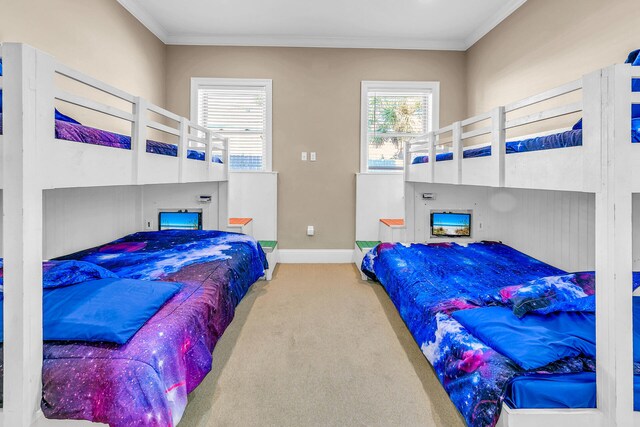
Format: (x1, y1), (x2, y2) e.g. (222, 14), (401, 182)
(301, 152), (308, 161)
(310, 152), (317, 161)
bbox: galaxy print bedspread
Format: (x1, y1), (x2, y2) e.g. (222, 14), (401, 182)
(361, 241), (596, 427)
(1, 230), (266, 427)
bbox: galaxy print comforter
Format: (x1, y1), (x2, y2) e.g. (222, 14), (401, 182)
(361, 241), (597, 427)
(0, 113), (224, 163)
(1, 230), (267, 427)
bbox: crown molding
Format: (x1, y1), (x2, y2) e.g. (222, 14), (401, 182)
(464, 0), (528, 49)
(118, 0), (526, 51)
(116, 0), (169, 43)
(165, 34), (467, 51)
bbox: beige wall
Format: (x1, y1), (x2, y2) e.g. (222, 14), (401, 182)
(467, 0), (640, 117)
(166, 46), (467, 249)
(0, 0), (166, 121)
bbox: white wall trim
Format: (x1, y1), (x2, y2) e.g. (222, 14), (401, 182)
(117, 0), (526, 51)
(190, 77), (273, 172)
(279, 249), (354, 264)
(116, 0), (169, 43)
(464, 0), (528, 48)
(167, 35), (467, 51)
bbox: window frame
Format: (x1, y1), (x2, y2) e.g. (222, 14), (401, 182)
(360, 80), (440, 174)
(190, 77), (273, 172)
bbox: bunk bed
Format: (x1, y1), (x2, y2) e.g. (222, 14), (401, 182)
(0, 43), (266, 427)
(362, 51), (640, 427)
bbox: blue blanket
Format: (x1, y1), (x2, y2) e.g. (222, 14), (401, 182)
(452, 307), (596, 370)
(0, 278), (181, 344)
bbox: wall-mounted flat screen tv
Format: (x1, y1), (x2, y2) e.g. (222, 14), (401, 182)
(158, 211), (202, 231)
(431, 212), (471, 238)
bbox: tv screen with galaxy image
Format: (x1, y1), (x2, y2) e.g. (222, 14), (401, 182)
(158, 211), (202, 231)
(431, 212), (471, 238)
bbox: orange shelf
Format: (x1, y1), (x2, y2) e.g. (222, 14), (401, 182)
(380, 218), (405, 227)
(229, 217), (253, 226)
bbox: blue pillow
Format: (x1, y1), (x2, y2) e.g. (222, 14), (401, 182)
(0, 277), (182, 344)
(453, 306), (596, 370)
(0, 259), (118, 291)
(573, 49), (640, 129)
(54, 109), (81, 125)
(572, 119), (582, 131)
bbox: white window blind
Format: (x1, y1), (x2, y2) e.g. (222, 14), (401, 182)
(364, 87), (433, 171)
(197, 84), (269, 171)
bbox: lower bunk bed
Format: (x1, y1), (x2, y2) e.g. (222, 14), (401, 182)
(361, 241), (639, 427)
(0, 230), (268, 427)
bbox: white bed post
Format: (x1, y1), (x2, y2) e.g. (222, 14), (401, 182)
(205, 130), (213, 178)
(2, 43), (53, 427)
(491, 106), (506, 187)
(594, 64), (634, 426)
(452, 122), (462, 184)
(426, 131), (435, 183)
(178, 118), (188, 183)
(132, 96), (148, 185)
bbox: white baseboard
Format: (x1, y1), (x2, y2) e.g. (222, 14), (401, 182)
(278, 249), (354, 264)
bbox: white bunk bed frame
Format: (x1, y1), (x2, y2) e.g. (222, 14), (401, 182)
(0, 43), (231, 426)
(404, 63), (640, 427)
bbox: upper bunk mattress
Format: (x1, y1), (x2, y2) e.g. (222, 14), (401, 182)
(361, 241), (598, 427)
(0, 113), (224, 163)
(0, 230), (267, 427)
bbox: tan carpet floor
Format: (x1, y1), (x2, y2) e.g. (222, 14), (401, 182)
(179, 264), (466, 427)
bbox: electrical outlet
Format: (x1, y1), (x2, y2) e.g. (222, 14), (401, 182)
(310, 152), (317, 161)
(301, 152), (308, 161)
(307, 225), (315, 236)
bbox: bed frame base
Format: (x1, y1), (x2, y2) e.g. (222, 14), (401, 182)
(496, 405), (602, 427)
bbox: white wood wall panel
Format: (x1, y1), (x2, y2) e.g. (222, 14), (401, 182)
(411, 184), (596, 272)
(43, 186), (142, 259)
(227, 172), (278, 241)
(491, 188), (595, 272)
(142, 182), (221, 231)
(355, 173), (405, 241)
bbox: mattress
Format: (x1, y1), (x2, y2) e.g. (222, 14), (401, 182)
(0, 230), (267, 427)
(361, 241), (597, 427)
(505, 372), (640, 411)
(411, 127), (640, 165)
(0, 113), (224, 164)
(502, 294), (640, 411)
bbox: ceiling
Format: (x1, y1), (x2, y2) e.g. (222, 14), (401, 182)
(117, 0), (527, 50)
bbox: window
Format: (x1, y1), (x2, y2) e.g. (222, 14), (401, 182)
(361, 81), (439, 172)
(191, 78), (272, 171)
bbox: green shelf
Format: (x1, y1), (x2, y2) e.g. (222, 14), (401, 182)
(356, 240), (381, 251)
(259, 240), (278, 252)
